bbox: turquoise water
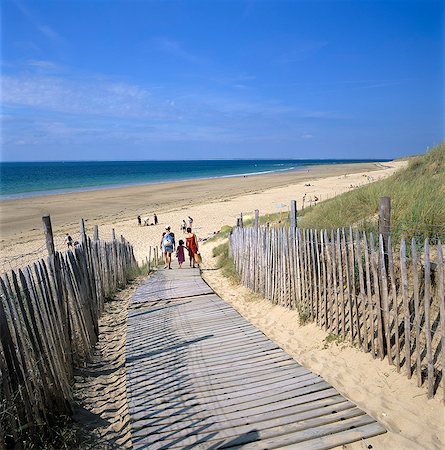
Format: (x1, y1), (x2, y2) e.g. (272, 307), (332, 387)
(0, 159), (385, 199)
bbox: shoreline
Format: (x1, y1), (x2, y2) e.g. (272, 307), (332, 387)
(1, 161), (387, 241)
(0, 159), (390, 201)
(0, 165), (304, 201)
(0, 160), (404, 271)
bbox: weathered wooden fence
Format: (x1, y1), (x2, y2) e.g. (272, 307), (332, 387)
(229, 225), (445, 403)
(0, 216), (138, 447)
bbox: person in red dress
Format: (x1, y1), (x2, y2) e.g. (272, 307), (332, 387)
(185, 227), (199, 268)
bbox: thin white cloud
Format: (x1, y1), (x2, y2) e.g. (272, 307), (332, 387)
(37, 25), (60, 41)
(15, 1), (63, 42)
(150, 37), (205, 64)
(275, 40), (328, 64)
(1, 75), (167, 119)
(27, 60), (62, 71)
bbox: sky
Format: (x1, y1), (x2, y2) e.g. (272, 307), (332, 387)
(1, 0), (443, 161)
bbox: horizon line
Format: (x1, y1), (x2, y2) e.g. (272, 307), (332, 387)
(0, 157), (393, 163)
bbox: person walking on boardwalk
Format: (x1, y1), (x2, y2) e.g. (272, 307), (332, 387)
(176, 240), (186, 268)
(160, 225), (175, 269)
(185, 227), (199, 268)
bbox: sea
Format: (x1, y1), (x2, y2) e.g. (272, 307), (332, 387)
(0, 159), (385, 200)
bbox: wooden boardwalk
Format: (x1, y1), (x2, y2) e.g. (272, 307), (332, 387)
(125, 267), (385, 449)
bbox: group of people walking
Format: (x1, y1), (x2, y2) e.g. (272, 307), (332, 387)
(160, 223), (200, 270)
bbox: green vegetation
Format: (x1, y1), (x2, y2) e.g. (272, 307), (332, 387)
(212, 241), (240, 282)
(298, 142), (445, 241)
(126, 263), (149, 281)
(323, 333), (344, 349)
(205, 224), (234, 243)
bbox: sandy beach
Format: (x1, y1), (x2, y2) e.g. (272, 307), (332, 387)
(3, 157), (444, 448)
(0, 160), (402, 272)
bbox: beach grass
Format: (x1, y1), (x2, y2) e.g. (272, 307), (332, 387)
(212, 241), (240, 282)
(295, 142), (445, 240)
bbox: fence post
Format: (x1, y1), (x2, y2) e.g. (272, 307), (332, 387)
(93, 225), (99, 241)
(254, 209), (259, 229)
(80, 218), (87, 244)
(379, 197), (391, 269)
(112, 228), (116, 241)
(42, 214), (55, 256)
(290, 200), (297, 229)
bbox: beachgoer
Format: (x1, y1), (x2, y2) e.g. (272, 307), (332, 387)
(160, 226), (175, 269)
(154, 213), (158, 225)
(137, 215), (141, 226)
(176, 239), (186, 268)
(188, 216), (193, 228)
(185, 227), (198, 268)
(65, 233), (73, 249)
(182, 219), (187, 233)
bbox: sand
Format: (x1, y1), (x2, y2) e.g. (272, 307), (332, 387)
(0, 160), (403, 272)
(3, 158), (443, 448)
(200, 240), (445, 449)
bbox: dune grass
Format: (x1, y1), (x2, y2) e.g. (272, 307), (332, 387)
(298, 142), (445, 241)
(212, 241), (240, 282)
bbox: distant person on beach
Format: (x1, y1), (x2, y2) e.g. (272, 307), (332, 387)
(185, 227), (199, 268)
(182, 219), (187, 233)
(65, 233), (73, 249)
(188, 216), (193, 228)
(176, 239), (186, 268)
(137, 215), (141, 226)
(160, 226), (175, 269)
(154, 213), (158, 225)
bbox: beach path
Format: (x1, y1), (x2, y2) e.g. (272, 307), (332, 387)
(125, 267), (386, 449)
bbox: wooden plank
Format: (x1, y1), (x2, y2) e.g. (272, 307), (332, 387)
(379, 235), (392, 365)
(411, 238), (422, 387)
(363, 232), (375, 357)
(438, 242), (445, 404)
(324, 230), (333, 331)
(355, 230), (368, 352)
(126, 268), (385, 449)
(423, 239), (434, 398)
(336, 228), (346, 340)
(370, 234), (385, 360)
(400, 238), (412, 379)
(342, 228), (353, 342)
(331, 229), (339, 335)
(387, 236), (401, 372)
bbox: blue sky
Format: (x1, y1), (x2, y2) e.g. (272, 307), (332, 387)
(1, 0), (443, 161)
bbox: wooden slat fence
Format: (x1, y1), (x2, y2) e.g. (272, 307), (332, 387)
(229, 225), (445, 403)
(0, 231), (137, 447)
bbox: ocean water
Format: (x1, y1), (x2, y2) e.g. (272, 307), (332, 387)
(0, 160), (384, 199)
